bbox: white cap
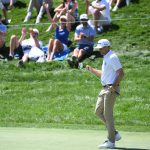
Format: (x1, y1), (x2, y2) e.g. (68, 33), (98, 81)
(60, 15), (67, 20)
(94, 39), (111, 49)
(80, 14), (88, 20)
(33, 28), (39, 35)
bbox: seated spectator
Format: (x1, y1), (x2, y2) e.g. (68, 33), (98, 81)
(85, 0), (111, 33)
(9, 28), (44, 66)
(45, 14), (70, 61)
(67, 14), (96, 68)
(109, 0), (130, 11)
(0, 0), (9, 24)
(24, 0), (53, 24)
(46, 0), (79, 32)
(2, 0), (16, 9)
(0, 13), (7, 58)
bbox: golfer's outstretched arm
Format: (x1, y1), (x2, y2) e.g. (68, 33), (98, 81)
(86, 65), (102, 77)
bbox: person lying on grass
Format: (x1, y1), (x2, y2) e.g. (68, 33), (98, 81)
(9, 27), (44, 66)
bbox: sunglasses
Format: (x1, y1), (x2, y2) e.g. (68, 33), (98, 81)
(60, 19), (67, 22)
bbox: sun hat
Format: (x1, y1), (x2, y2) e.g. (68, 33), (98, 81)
(60, 15), (67, 20)
(80, 14), (88, 20)
(33, 28), (39, 35)
(94, 39), (111, 49)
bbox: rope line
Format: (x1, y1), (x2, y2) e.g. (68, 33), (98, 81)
(7, 16), (150, 28)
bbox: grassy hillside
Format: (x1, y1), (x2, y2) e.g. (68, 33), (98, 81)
(0, 0), (150, 131)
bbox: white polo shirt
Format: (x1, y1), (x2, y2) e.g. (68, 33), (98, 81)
(101, 50), (122, 86)
(89, 0), (111, 22)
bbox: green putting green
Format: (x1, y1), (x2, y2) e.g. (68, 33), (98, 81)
(0, 127), (149, 150)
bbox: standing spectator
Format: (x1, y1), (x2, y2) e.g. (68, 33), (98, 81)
(46, 0), (79, 32)
(24, 0), (53, 24)
(0, 0), (9, 24)
(0, 13), (7, 58)
(67, 14), (96, 68)
(9, 28), (43, 66)
(85, 0), (111, 33)
(35, 0), (53, 24)
(86, 39), (124, 149)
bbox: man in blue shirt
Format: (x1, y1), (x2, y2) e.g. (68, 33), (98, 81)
(68, 13), (96, 68)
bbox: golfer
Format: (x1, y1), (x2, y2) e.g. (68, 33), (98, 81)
(86, 39), (124, 149)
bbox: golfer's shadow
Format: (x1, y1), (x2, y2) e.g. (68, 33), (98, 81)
(115, 147), (149, 150)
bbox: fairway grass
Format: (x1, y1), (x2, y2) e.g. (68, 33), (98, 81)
(0, 127), (150, 150)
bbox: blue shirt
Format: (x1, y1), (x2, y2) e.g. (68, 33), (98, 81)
(75, 24), (96, 46)
(55, 27), (69, 45)
(0, 23), (7, 33)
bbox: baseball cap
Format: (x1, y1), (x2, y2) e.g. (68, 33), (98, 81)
(94, 39), (111, 49)
(60, 15), (67, 20)
(80, 14), (88, 20)
(33, 28), (39, 35)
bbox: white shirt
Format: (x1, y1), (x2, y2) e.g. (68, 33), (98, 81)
(21, 38), (42, 52)
(101, 50), (122, 86)
(91, 0), (110, 20)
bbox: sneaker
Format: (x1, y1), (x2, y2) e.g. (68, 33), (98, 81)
(97, 26), (104, 34)
(72, 56), (79, 68)
(24, 12), (32, 22)
(112, 5), (118, 12)
(17, 60), (24, 67)
(67, 59), (74, 68)
(115, 131), (121, 141)
(7, 55), (13, 60)
(98, 140), (115, 149)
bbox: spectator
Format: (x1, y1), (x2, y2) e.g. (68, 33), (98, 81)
(46, 0), (79, 32)
(0, 13), (7, 58)
(0, 0), (9, 24)
(67, 14), (96, 68)
(45, 13), (70, 61)
(35, 0), (53, 24)
(85, 0), (111, 33)
(24, 0), (53, 24)
(9, 28), (44, 66)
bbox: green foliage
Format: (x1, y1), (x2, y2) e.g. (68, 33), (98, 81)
(0, 0), (150, 131)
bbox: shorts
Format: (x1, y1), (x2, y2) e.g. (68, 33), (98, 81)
(76, 44), (93, 56)
(63, 44), (68, 51)
(14, 45), (24, 59)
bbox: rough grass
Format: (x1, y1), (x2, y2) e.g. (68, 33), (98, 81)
(0, 0), (150, 131)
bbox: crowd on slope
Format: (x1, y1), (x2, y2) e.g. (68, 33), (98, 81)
(0, 0), (130, 68)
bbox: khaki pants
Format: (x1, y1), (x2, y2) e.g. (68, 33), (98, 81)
(95, 87), (117, 143)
